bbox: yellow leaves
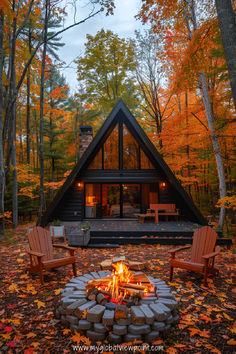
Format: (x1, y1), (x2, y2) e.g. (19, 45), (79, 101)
(194, 300), (202, 305)
(1, 333), (11, 340)
(63, 329), (71, 335)
(0, 211), (12, 220)
(168, 282), (179, 287)
(54, 288), (63, 295)
(34, 300), (45, 309)
(8, 284), (19, 292)
(8, 319), (20, 326)
(223, 313), (234, 321)
(26, 284), (37, 295)
(216, 195), (236, 210)
(230, 327), (236, 334)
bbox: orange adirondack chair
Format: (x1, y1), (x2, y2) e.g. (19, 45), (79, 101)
(169, 226), (220, 286)
(26, 227), (77, 284)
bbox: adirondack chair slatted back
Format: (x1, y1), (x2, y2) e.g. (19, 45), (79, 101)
(150, 204), (176, 212)
(191, 226), (217, 264)
(28, 227), (54, 264)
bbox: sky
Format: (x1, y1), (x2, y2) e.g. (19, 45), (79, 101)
(58, 0), (145, 94)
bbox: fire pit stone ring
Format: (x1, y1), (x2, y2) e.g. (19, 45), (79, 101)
(56, 270), (179, 344)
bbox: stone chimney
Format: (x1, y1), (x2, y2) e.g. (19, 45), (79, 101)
(79, 125), (93, 158)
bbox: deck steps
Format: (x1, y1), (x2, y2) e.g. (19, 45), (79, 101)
(89, 235), (232, 247)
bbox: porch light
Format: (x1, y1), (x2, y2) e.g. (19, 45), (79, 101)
(160, 182), (167, 188)
(77, 182), (83, 189)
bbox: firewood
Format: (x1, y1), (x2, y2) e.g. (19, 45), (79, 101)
(96, 293), (107, 305)
(97, 289), (111, 297)
(119, 287), (144, 297)
(87, 277), (111, 285)
(127, 260), (146, 271)
(112, 256), (126, 264)
(131, 272), (151, 284)
(100, 259), (112, 270)
(120, 282), (145, 290)
(87, 287), (99, 300)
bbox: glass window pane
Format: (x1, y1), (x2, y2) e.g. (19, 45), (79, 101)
(142, 183), (158, 211)
(85, 184), (101, 218)
(102, 184), (120, 218)
(88, 149), (102, 169)
(123, 184), (140, 217)
(104, 124), (119, 169)
(140, 149), (155, 169)
(123, 124), (139, 169)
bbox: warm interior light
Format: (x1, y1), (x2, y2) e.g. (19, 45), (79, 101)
(87, 196), (95, 205)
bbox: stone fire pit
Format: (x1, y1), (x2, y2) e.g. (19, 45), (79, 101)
(56, 269), (179, 344)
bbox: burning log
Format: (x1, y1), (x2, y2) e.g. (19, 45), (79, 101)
(87, 288), (98, 301)
(85, 262), (155, 304)
(120, 282), (145, 290)
(96, 293), (107, 306)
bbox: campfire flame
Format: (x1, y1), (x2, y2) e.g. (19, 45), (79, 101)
(87, 262), (155, 304)
(103, 262), (133, 300)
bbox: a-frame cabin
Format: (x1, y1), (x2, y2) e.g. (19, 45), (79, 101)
(41, 100), (206, 227)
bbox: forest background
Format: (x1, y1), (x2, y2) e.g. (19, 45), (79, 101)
(0, 0), (235, 237)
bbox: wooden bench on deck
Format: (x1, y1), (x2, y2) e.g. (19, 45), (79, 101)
(150, 204), (179, 223)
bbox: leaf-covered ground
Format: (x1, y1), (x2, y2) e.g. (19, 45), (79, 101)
(0, 227), (235, 353)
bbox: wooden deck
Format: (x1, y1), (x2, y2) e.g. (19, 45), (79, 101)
(64, 220), (232, 247)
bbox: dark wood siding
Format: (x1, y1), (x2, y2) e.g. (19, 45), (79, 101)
(50, 183), (83, 222)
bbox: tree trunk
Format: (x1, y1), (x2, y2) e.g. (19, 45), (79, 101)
(0, 11), (5, 236)
(26, 26), (33, 164)
(26, 67), (31, 163)
(215, 0), (236, 110)
(75, 108), (79, 163)
(199, 72), (226, 228)
(8, 1), (18, 229)
(187, 1), (227, 229)
(38, 0), (49, 223)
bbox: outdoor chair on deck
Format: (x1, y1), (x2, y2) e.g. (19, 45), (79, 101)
(50, 225), (66, 243)
(169, 226), (220, 286)
(26, 226), (77, 284)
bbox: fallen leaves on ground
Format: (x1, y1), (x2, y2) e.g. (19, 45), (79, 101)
(0, 227), (235, 353)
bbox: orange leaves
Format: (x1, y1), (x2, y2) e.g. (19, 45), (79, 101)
(200, 314), (212, 323)
(49, 85), (68, 100)
(70, 330), (91, 346)
(188, 327), (210, 338)
(34, 300), (45, 309)
(216, 196), (236, 210)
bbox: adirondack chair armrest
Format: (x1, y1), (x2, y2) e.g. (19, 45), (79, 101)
(53, 244), (76, 256)
(169, 245), (191, 258)
(26, 247), (45, 258)
(202, 246), (221, 260)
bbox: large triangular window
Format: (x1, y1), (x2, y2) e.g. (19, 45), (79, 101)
(123, 124), (139, 169)
(88, 121), (155, 170)
(140, 148), (155, 169)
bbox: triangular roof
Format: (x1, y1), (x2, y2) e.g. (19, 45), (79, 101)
(40, 99), (207, 226)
